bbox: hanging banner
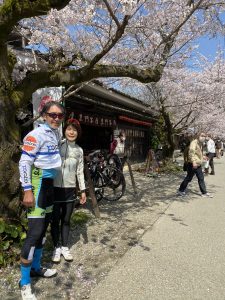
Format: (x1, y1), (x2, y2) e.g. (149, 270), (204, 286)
(32, 87), (63, 128)
(118, 115), (152, 127)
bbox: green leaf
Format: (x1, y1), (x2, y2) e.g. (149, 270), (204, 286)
(20, 218), (28, 228)
(2, 241), (10, 250)
(20, 232), (27, 240)
(5, 225), (18, 238)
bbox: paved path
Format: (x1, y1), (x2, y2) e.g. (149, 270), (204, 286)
(89, 158), (225, 300)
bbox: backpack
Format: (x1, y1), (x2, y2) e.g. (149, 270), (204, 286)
(110, 139), (118, 154)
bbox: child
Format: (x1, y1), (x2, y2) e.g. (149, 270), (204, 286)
(51, 118), (86, 263)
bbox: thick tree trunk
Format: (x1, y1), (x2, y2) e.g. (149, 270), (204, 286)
(161, 108), (176, 158)
(0, 98), (21, 218)
(0, 138), (21, 218)
(0, 114), (21, 218)
(0, 46), (21, 217)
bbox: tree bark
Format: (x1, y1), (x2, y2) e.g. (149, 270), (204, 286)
(0, 44), (21, 217)
(13, 63), (163, 107)
(161, 107), (176, 158)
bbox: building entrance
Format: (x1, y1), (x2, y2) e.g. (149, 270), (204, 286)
(78, 125), (113, 154)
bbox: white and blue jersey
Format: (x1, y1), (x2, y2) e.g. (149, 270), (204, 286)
(19, 124), (62, 191)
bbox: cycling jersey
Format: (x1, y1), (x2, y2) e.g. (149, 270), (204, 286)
(19, 124), (61, 191)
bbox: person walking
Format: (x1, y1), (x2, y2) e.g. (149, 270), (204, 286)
(51, 119), (86, 263)
(19, 101), (65, 300)
(205, 134), (216, 175)
(177, 132), (212, 198)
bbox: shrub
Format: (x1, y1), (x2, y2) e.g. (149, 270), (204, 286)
(0, 217), (27, 267)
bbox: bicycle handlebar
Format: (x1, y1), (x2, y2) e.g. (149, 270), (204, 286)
(88, 149), (101, 158)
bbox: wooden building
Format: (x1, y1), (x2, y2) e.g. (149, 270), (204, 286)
(65, 81), (156, 162)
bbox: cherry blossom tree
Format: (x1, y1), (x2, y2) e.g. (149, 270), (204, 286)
(0, 0), (225, 215)
(109, 52), (225, 156)
(190, 53), (225, 138)
(109, 68), (205, 156)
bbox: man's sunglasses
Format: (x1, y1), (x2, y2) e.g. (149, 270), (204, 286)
(46, 113), (65, 120)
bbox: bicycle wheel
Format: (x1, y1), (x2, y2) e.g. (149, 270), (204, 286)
(102, 166), (126, 201)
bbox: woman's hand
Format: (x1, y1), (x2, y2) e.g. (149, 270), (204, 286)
(80, 192), (86, 205)
(22, 190), (35, 207)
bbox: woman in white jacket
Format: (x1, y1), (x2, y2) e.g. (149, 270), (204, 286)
(51, 118), (86, 263)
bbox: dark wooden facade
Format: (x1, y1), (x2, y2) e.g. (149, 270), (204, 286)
(65, 82), (155, 162)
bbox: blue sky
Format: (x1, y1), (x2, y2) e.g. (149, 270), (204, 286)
(185, 34), (225, 70)
(195, 11), (225, 61)
(197, 35), (225, 60)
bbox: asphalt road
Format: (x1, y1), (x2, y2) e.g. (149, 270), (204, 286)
(89, 157), (225, 300)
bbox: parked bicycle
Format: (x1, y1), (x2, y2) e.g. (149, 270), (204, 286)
(85, 150), (126, 202)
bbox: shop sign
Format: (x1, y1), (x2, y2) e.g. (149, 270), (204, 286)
(77, 113), (117, 128)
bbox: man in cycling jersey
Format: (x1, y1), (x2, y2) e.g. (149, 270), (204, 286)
(19, 101), (64, 300)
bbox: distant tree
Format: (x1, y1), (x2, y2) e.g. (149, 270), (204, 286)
(110, 54), (225, 157)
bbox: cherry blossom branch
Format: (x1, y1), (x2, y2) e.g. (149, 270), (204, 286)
(87, 15), (130, 68)
(0, 0), (71, 41)
(161, 0), (204, 45)
(103, 0), (121, 27)
(22, 79), (93, 127)
(165, 99), (198, 109)
(153, 0), (204, 60)
(173, 110), (193, 130)
(13, 62), (164, 106)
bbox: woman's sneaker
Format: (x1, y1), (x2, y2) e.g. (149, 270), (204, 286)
(52, 247), (61, 263)
(30, 267), (57, 278)
(20, 283), (37, 300)
(61, 247), (73, 261)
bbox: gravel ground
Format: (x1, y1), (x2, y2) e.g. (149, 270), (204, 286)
(0, 169), (184, 300)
